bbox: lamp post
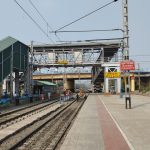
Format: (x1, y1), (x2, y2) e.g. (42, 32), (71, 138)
(123, 0), (130, 96)
(123, 0), (129, 60)
(122, 0), (131, 108)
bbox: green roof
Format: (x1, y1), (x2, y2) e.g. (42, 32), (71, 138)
(0, 36), (18, 52)
(37, 80), (57, 86)
(0, 36), (29, 83)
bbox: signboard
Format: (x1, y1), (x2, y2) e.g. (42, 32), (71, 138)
(104, 72), (120, 78)
(57, 60), (68, 64)
(120, 60), (135, 71)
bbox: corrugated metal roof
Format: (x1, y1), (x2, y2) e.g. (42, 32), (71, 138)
(0, 36), (29, 83)
(0, 36), (18, 52)
(36, 80), (57, 86)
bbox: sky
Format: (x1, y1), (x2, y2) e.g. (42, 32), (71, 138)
(0, 0), (150, 70)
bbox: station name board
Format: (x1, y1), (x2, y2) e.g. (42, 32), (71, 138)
(104, 72), (120, 78)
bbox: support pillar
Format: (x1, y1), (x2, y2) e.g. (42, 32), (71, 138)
(117, 67), (121, 94)
(15, 70), (19, 95)
(2, 79), (7, 93)
(104, 67), (109, 93)
(103, 63), (121, 94)
(25, 48), (30, 96)
(13, 73), (15, 95)
(64, 80), (74, 91)
(0, 84), (2, 97)
(131, 78), (135, 92)
(10, 44), (14, 100)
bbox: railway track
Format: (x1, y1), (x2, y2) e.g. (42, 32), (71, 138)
(0, 99), (85, 150)
(0, 99), (59, 130)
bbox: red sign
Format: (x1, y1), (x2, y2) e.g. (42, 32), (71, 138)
(120, 60), (135, 70)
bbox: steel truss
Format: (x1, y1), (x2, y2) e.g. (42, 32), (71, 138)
(32, 41), (122, 69)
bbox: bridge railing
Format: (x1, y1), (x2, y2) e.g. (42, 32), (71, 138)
(33, 56), (122, 66)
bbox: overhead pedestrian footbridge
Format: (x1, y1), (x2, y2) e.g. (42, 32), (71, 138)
(32, 40), (123, 93)
(32, 40), (122, 68)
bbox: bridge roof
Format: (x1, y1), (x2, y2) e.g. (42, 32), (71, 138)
(33, 40), (122, 50)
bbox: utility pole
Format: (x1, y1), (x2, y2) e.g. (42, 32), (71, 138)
(123, 0), (129, 60)
(138, 63), (141, 92)
(123, 0), (131, 108)
(26, 47), (30, 96)
(29, 41), (34, 99)
(10, 44), (14, 101)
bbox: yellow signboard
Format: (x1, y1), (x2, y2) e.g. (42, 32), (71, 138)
(57, 60), (68, 64)
(104, 72), (120, 78)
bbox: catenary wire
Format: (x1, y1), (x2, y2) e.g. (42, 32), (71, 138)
(28, 0), (61, 41)
(55, 0), (119, 32)
(14, 0), (54, 43)
(57, 37), (124, 43)
(50, 29), (123, 33)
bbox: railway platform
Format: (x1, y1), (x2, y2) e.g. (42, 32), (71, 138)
(61, 94), (150, 150)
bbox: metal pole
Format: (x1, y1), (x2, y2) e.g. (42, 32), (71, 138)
(123, 0), (130, 91)
(26, 47), (30, 96)
(101, 47), (104, 63)
(123, 0), (129, 60)
(10, 44), (14, 100)
(79, 68), (81, 86)
(138, 63), (141, 92)
(63, 67), (66, 102)
(2, 51), (3, 84)
(123, 0), (131, 108)
(30, 41), (34, 97)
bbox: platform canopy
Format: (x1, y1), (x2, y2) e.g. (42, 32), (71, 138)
(34, 80), (57, 86)
(0, 36), (29, 83)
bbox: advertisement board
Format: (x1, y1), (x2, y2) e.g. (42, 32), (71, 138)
(120, 60), (135, 70)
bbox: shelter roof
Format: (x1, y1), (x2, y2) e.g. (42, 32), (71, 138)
(35, 80), (57, 86)
(0, 36), (18, 52)
(0, 36), (29, 83)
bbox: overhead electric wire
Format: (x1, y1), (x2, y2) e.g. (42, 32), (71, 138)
(57, 37), (123, 43)
(55, 0), (119, 32)
(133, 61), (150, 63)
(130, 54), (150, 56)
(28, 0), (52, 30)
(14, 0), (54, 43)
(50, 28), (123, 33)
(28, 0), (61, 41)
